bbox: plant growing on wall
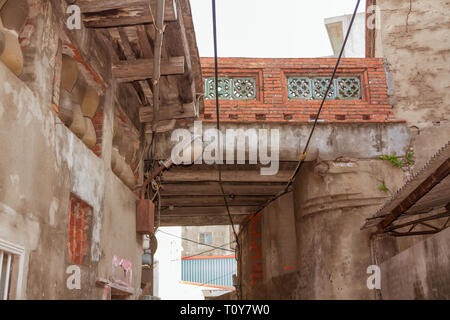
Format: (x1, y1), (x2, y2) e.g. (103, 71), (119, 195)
(406, 151), (415, 165)
(380, 155), (404, 168)
(377, 179), (389, 193)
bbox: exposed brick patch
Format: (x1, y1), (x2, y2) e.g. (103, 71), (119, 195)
(91, 106), (104, 157)
(66, 195), (92, 266)
(200, 58), (401, 123)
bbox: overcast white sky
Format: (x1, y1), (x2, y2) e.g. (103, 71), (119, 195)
(190, 0), (366, 58)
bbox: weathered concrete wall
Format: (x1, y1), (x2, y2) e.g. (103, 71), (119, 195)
(181, 226), (233, 257)
(376, 0), (450, 172)
(239, 159), (407, 300)
(0, 1), (143, 299)
(380, 227), (450, 299)
(370, 0), (450, 273)
(240, 193), (300, 300)
(155, 122), (412, 162)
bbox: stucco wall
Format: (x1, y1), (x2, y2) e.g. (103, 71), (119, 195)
(155, 121), (412, 162)
(376, 0), (450, 171)
(239, 193), (299, 300)
(239, 159), (407, 300)
(380, 227), (450, 299)
(181, 226), (233, 257)
(0, 1), (143, 299)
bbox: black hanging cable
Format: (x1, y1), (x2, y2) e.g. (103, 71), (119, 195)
(158, 229), (235, 252)
(170, 240), (237, 261)
(212, 0), (242, 299)
(285, 0), (361, 188)
(240, 0), (362, 233)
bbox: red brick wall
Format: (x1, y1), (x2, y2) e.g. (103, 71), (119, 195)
(66, 195), (92, 266)
(91, 107), (104, 157)
(200, 58), (399, 123)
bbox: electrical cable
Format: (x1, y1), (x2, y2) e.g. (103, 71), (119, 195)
(211, 0), (242, 299)
(157, 229), (235, 253)
(170, 240), (236, 261)
(240, 0), (362, 234)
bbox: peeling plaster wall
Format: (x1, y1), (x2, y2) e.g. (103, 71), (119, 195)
(239, 160), (407, 300)
(380, 227), (450, 299)
(155, 122), (412, 162)
(376, 0), (450, 170)
(0, 1), (142, 300)
(182, 226), (233, 257)
(370, 0), (450, 288)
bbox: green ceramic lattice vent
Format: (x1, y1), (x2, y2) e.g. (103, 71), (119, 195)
(205, 77), (257, 100)
(288, 76), (361, 100)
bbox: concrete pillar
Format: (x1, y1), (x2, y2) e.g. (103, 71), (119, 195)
(291, 160), (404, 299)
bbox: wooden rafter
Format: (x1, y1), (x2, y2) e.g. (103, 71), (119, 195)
(112, 56), (184, 82)
(151, 0), (166, 132)
(139, 102), (195, 123)
(116, 28), (153, 106)
(81, 0), (177, 28)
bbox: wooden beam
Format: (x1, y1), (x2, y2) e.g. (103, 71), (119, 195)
(160, 215), (246, 227)
(117, 27), (153, 105)
(78, 0), (149, 13)
(136, 25), (153, 58)
(81, 0), (177, 28)
(112, 56), (184, 82)
(161, 195), (267, 207)
(160, 182), (285, 196)
(152, 0), (166, 132)
(365, 0), (376, 58)
(145, 24), (182, 105)
(139, 102), (195, 122)
(161, 206), (255, 216)
(136, 25), (156, 105)
(174, 0), (196, 104)
(161, 162), (297, 183)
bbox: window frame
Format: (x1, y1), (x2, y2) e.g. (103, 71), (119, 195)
(199, 232), (213, 245)
(0, 238), (25, 300)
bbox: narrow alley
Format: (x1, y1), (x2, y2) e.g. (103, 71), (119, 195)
(0, 0), (448, 305)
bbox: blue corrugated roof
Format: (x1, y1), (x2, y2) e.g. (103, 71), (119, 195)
(181, 256), (237, 288)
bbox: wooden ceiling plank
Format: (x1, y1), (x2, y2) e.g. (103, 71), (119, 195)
(118, 27), (153, 106)
(81, 0), (177, 28)
(151, 0), (166, 131)
(161, 195), (267, 207)
(146, 24), (181, 104)
(139, 102), (195, 122)
(161, 206), (255, 216)
(78, 0), (150, 13)
(112, 56), (185, 82)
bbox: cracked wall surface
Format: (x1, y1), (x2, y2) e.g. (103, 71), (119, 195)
(0, 0), (143, 300)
